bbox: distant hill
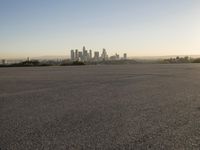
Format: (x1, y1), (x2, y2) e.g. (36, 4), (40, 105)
(131, 55), (200, 60)
(2, 55), (69, 61)
(32, 55), (69, 60)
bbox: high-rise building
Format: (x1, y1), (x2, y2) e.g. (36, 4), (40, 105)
(70, 46), (127, 62)
(78, 52), (83, 61)
(75, 49), (79, 61)
(101, 48), (108, 61)
(110, 55), (116, 60)
(94, 51), (100, 61)
(89, 50), (92, 60)
(71, 50), (75, 61)
(123, 53), (127, 60)
(2, 59), (6, 65)
(85, 50), (89, 61)
(83, 46), (86, 52)
(82, 46), (87, 61)
(110, 53), (119, 60)
(115, 53), (120, 60)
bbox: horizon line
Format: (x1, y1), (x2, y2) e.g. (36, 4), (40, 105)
(1, 54), (200, 60)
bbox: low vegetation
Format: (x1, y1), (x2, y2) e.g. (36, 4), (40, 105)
(162, 56), (191, 63)
(0, 60), (52, 67)
(1, 56), (200, 67)
(192, 58), (200, 63)
(61, 61), (85, 66)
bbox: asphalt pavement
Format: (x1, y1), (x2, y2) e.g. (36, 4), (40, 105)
(0, 64), (200, 149)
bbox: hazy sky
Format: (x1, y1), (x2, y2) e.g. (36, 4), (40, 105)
(1, 0), (200, 58)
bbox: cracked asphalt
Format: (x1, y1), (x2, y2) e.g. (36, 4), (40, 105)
(0, 64), (200, 149)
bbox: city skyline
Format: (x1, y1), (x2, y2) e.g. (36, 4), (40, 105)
(1, 0), (200, 59)
(70, 46), (127, 62)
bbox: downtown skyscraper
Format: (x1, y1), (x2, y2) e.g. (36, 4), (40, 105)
(70, 46), (127, 62)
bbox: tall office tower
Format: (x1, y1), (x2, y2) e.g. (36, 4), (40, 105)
(75, 49), (79, 61)
(85, 50), (88, 61)
(83, 46), (86, 56)
(94, 51), (100, 61)
(71, 50), (75, 61)
(2, 59), (6, 65)
(82, 46), (87, 61)
(115, 53), (120, 60)
(101, 48), (108, 61)
(83, 46), (86, 52)
(78, 52), (83, 61)
(123, 53), (127, 60)
(89, 50), (92, 60)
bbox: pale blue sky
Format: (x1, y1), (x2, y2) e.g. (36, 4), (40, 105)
(1, 0), (200, 58)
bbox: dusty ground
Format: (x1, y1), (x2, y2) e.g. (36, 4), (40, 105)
(0, 64), (200, 149)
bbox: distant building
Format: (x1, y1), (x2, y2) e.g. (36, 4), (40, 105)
(110, 53), (120, 60)
(78, 51), (83, 61)
(101, 48), (108, 61)
(85, 50), (89, 61)
(115, 53), (120, 60)
(75, 49), (79, 61)
(2, 59), (6, 65)
(110, 55), (116, 60)
(94, 51), (100, 61)
(82, 46), (88, 62)
(71, 50), (75, 61)
(123, 53), (127, 60)
(83, 46), (86, 52)
(89, 50), (92, 60)
(70, 46), (128, 62)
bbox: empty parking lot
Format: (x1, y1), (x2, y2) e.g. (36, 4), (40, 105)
(0, 64), (200, 149)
